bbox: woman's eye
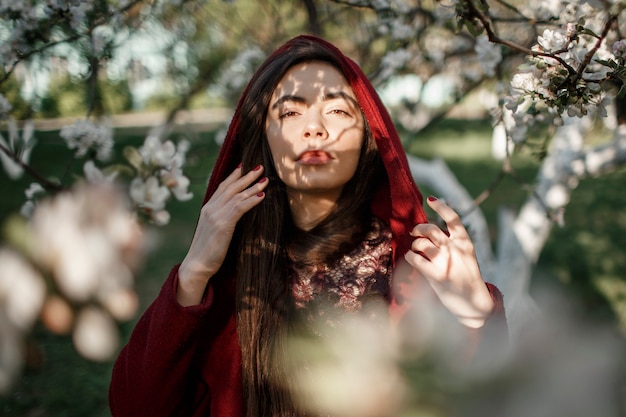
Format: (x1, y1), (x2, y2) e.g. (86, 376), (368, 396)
(329, 109), (351, 117)
(279, 111), (298, 119)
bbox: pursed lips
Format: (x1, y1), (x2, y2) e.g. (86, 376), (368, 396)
(296, 150), (333, 165)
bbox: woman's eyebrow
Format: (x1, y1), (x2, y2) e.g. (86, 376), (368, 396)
(271, 95), (306, 109)
(322, 91), (358, 105)
(271, 90), (358, 109)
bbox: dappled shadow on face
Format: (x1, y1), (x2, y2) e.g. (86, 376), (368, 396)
(265, 62), (367, 229)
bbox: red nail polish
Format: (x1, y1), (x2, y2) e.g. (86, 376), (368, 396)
(258, 177), (267, 183)
(237, 162), (242, 168)
(257, 191), (265, 197)
(427, 195), (438, 202)
(253, 164), (262, 171)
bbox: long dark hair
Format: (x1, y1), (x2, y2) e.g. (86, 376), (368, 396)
(231, 37), (387, 416)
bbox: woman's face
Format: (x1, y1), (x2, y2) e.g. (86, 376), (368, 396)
(265, 61), (364, 200)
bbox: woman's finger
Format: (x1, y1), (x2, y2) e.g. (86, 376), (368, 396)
(410, 222), (449, 247)
(410, 237), (438, 260)
(213, 164), (265, 202)
(425, 196), (468, 240)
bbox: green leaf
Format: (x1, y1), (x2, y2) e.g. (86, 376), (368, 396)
(2, 214), (35, 258)
(465, 19), (484, 36)
(123, 146), (144, 172)
(103, 164), (135, 178)
(580, 27), (600, 38)
(595, 58), (619, 69)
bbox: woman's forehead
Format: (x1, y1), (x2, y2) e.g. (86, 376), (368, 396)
(271, 61), (356, 101)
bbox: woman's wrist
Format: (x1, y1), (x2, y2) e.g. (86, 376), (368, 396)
(176, 261), (214, 306)
(456, 285), (496, 328)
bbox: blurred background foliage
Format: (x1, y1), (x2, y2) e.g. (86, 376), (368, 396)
(1, 0), (625, 415)
(38, 76), (133, 118)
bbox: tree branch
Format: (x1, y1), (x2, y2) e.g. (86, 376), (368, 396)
(302, 0), (322, 36)
(462, 0), (578, 74)
(0, 142), (63, 192)
(0, 0), (146, 87)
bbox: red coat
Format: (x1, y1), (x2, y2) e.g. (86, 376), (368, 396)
(109, 35), (506, 417)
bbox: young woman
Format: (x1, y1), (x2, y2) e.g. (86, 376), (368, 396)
(109, 35), (506, 417)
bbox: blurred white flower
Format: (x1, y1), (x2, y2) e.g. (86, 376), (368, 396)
(129, 176), (170, 212)
(0, 248), (46, 331)
(0, 119), (36, 179)
(24, 182), (44, 200)
(161, 160), (193, 202)
(29, 184), (143, 304)
(510, 71), (541, 94)
(371, 0), (391, 10)
(83, 160), (117, 184)
(529, 0), (561, 20)
(91, 25), (111, 57)
(150, 209), (171, 226)
(139, 135), (176, 167)
(218, 46), (266, 94)
(391, 22), (414, 41)
(60, 119), (113, 161)
(68, 1), (93, 29)
(286, 311), (406, 417)
(20, 182), (46, 217)
(475, 35), (502, 77)
(612, 39), (626, 58)
(433, 1), (456, 21)
(0, 247), (46, 390)
(379, 48), (411, 80)
(20, 201), (36, 218)
(72, 306), (119, 362)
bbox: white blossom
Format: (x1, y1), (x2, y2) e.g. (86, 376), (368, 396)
(528, 0), (561, 20)
(537, 29), (569, 52)
(139, 135), (176, 167)
(20, 183), (45, 218)
(391, 22), (414, 41)
(68, 1), (93, 30)
(29, 184), (142, 303)
(161, 154), (193, 202)
(612, 39), (626, 58)
(510, 71), (541, 94)
(433, 1), (456, 21)
(218, 46), (266, 94)
(83, 160), (117, 184)
(72, 306), (119, 362)
(378, 48), (411, 80)
(0, 249), (46, 331)
(60, 119), (114, 161)
(20, 201), (36, 218)
(129, 176), (171, 212)
(91, 27), (108, 57)
(24, 182), (45, 200)
(150, 209), (171, 226)
(474, 35), (502, 77)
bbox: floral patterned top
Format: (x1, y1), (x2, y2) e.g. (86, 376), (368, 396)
(289, 217), (394, 327)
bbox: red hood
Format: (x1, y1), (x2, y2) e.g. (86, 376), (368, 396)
(203, 35), (428, 264)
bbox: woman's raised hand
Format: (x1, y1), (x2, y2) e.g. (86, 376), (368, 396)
(404, 196), (494, 328)
(177, 164), (268, 306)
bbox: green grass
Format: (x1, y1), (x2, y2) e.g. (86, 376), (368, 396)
(0, 118), (625, 416)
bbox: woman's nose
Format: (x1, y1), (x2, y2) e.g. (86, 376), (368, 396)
(302, 113), (328, 140)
